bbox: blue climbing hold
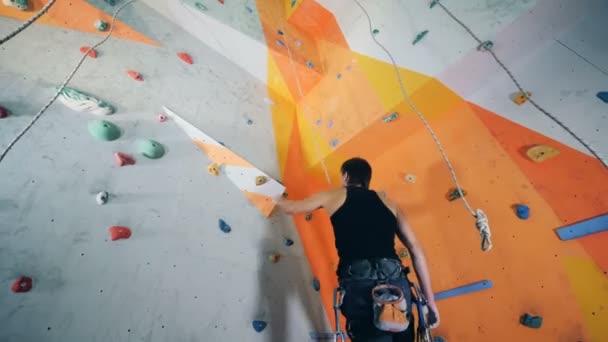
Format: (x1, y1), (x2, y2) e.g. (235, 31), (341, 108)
(337, 73), (342, 79)
(312, 278), (320, 291)
(330, 139), (339, 147)
(434, 280), (493, 301)
(276, 39), (285, 47)
(219, 141), (226, 146)
(433, 337), (447, 342)
(252, 320), (267, 332)
(284, 238), (294, 246)
(306, 61), (314, 68)
(597, 91), (608, 103)
(316, 119), (322, 126)
(245, 5), (253, 13)
(515, 204), (530, 220)
(246, 119), (253, 125)
(520, 313), (543, 329)
(327, 120), (333, 128)
(219, 219), (231, 233)
(290, 0), (296, 7)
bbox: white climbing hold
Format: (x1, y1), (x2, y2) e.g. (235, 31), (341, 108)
(57, 87), (115, 115)
(96, 191), (109, 205)
(263, 97), (274, 105)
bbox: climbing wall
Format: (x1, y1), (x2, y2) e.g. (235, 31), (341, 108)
(1, 0), (607, 341)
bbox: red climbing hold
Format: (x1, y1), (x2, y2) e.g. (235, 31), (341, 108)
(80, 46), (98, 58)
(0, 105), (9, 119)
(11, 276), (32, 293)
(109, 226), (132, 241)
(177, 52), (193, 65)
(114, 152), (135, 167)
(126, 70), (143, 81)
(218, 0), (224, 3)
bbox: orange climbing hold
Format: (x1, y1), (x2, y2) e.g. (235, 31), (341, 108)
(11, 276), (32, 293)
(109, 226), (132, 241)
(80, 46), (98, 58)
(177, 52), (193, 65)
(126, 70), (143, 81)
(114, 152), (135, 167)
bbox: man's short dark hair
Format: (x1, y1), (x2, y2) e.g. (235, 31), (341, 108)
(341, 157), (372, 188)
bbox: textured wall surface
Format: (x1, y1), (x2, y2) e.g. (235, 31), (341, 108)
(1, 0), (607, 341)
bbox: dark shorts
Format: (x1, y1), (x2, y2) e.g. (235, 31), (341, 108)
(338, 260), (415, 342)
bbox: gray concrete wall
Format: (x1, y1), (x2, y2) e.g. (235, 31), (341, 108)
(0, 2), (328, 341)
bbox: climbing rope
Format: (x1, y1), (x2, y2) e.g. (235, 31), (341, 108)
(352, 0), (492, 252)
(269, 0), (332, 186)
(0, 0), (58, 46)
(0, 0), (139, 164)
(434, 1), (607, 170)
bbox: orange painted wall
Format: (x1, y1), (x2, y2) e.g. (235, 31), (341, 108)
(261, 0), (608, 340)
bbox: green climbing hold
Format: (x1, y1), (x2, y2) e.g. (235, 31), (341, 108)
(88, 120), (121, 141)
(94, 19), (109, 32)
(139, 139), (165, 159)
(3, 0), (28, 10)
(372, 29), (380, 35)
(195, 1), (207, 11)
(413, 30), (429, 45)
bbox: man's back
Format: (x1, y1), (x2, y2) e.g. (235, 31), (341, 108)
(329, 186), (400, 268)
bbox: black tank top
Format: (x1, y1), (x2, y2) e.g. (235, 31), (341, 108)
(330, 186), (399, 267)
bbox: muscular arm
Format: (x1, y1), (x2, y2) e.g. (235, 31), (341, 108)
(274, 191), (329, 215)
(383, 197), (440, 327)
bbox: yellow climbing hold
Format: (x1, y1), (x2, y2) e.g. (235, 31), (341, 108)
(526, 145), (560, 163)
(255, 175), (268, 186)
(207, 162), (220, 176)
(404, 174), (416, 183)
(513, 91), (532, 105)
(268, 254), (280, 263)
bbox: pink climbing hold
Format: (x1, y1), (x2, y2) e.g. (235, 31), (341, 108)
(0, 106), (9, 119)
(11, 276), (32, 293)
(114, 152), (135, 167)
(177, 52), (193, 65)
(80, 46), (98, 59)
(158, 114), (167, 123)
(126, 70), (143, 81)
(109, 226), (132, 241)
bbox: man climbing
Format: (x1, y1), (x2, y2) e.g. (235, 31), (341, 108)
(274, 157), (439, 341)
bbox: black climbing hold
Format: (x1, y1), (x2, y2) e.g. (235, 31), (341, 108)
(219, 219), (231, 233)
(447, 188), (467, 201)
(312, 278), (320, 291)
(433, 337), (447, 342)
(520, 313), (543, 329)
(372, 29), (379, 35)
(252, 320), (267, 332)
(277, 29), (284, 35)
(247, 119), (253, 125)
(430, 0), (440, 8)
(104, 0), (116, 5)
(597, 91), (608, 103)
(305, 212), (313, 221)
(284, 238), (294, 246)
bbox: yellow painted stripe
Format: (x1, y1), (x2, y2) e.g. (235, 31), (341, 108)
(563, 255), (608, 341)
(353, 52), (431, 112)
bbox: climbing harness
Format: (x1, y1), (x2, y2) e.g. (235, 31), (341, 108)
(0, 0), (139, 164)
(0, 0), (58, 46)
(352, 0), (493, 251)
(434, 1), (607, 170)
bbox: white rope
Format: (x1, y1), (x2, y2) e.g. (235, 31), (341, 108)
(269, 0), (332, 186)
(0, 0), (139, 164)
(435, 1), (607, 170)
(0, 0), (58, 46)
(352, 0), (492, 252)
